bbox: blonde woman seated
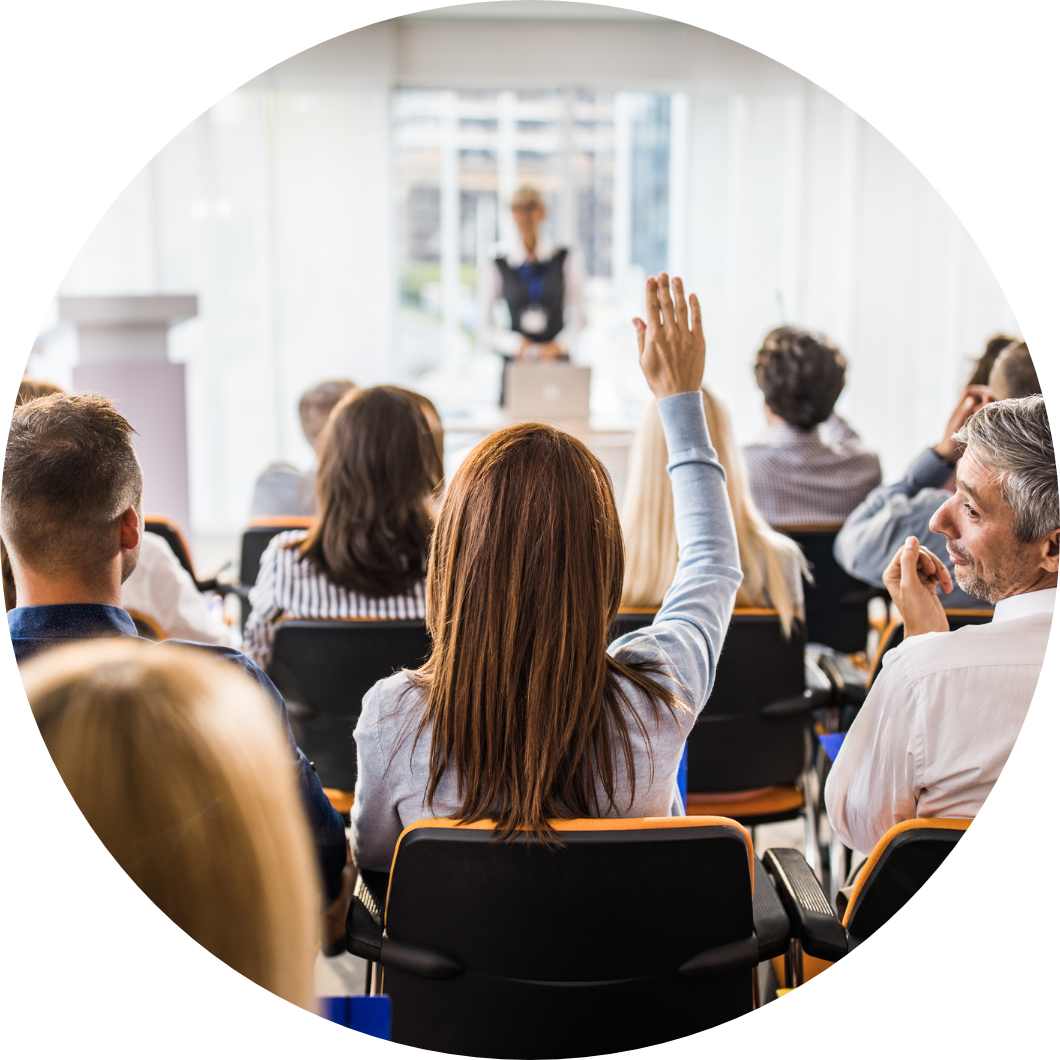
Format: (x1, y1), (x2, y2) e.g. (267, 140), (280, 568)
(25, 639), (333, 1010)
(622, 387), (808, 636)
(243, 386), (444, 670)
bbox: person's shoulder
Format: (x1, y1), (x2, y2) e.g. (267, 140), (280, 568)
(261, 529), (309, 560)
(358, 670), (425, 727)
(887, 615), (1051, 681)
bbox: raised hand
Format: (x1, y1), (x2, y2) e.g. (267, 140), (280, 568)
(882, 535), (952, 638)
(632, 273), (706, 399)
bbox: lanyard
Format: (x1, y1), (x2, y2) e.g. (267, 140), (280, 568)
(516, 260), (547, 305)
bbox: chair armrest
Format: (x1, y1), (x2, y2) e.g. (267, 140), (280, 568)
(817, 652), (868, 708)
(760, 687), (832, 718)
(762, 848), (848, 962)
(753, 855), (790, 960)
(345, 870), (463, 980)
(346, 874), (383, 962)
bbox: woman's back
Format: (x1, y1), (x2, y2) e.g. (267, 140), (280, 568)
(242, 386), (442, 669)
(352, 275), (743, 871)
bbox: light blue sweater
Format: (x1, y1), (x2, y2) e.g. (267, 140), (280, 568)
(350, 390), (743, 871)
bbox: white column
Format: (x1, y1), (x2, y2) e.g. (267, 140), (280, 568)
(63, 295), (197, 536)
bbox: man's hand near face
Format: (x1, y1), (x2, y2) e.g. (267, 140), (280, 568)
(883, 535), (953, 637)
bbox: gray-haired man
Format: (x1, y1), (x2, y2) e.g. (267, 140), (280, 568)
(826, 395), (1058, 854)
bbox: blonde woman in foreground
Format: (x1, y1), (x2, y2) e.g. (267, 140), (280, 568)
(622, 386), (808, 635)
(24, 639), (321, 1010)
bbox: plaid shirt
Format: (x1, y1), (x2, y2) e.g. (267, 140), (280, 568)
(743, 415), (882, 527)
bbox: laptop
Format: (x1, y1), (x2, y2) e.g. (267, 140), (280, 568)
(504, 362), (592, 426)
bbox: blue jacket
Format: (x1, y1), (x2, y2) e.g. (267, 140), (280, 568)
(8, 603), (348, 900)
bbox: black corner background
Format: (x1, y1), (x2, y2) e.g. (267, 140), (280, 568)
(8, 4), (1051, 1047)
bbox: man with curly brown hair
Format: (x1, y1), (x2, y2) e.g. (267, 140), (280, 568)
(743, 326), (881, 527)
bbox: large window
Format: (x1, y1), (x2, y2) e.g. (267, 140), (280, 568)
(392, 89), (681, 417)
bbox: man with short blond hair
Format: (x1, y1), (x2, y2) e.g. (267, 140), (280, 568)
(826, 395), (1058, 854)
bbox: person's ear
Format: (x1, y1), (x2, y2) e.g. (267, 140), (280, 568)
(1040, 528), (1060, 574)
(119, 506), (140, 552)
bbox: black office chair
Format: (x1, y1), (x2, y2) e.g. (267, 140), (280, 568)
(776, 524), (880, 653)
(764, 818), (970, 986)
(267, 618), (432, 794)
(348, 816), (792, 1057)
(680, 610), (830, 870)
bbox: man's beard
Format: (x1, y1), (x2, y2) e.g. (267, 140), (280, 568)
(950, 541), (1030, 604)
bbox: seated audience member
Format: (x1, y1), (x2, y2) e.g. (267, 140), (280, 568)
(622, 386), (807, 636)
(743, 327), (882, 526)
(25, 639), (324, 1007)
(243, 386), (443, 670)
(249, 378), (357, 518)
(351, 274), (743, 872)
(834, 338), (1040, 606)
(3, 380), (235, 645)
(826, 395), (1057, 854)
(2, 393), (348, 902)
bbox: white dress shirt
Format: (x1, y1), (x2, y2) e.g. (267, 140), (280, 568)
(476, 233), (586, 356)
(825, 586), (1055, 854)
(121, 532), (238, 647)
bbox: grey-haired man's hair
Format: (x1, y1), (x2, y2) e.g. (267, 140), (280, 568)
(954, 395), (1058, 543)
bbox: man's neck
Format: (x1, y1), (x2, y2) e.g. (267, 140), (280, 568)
(522, 233), (538, 259)
(1003, 571), (1059, 600)
(14, 570), (123, 609)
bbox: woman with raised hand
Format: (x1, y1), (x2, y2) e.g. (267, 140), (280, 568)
(25, 639), (325, 1009)
(622, 386), (808, 637)
(242, 385), (444, 670)
(351, 274), (742, 871)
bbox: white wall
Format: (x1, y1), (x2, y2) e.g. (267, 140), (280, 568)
(41, 9), (1019, 535)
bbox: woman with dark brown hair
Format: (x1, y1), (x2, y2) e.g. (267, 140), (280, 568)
(243, 385), (443, 669)
(351, 275), (743, 870)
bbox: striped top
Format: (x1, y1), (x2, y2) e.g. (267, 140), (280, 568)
(242, 530), (427, 670)
(742, 415), (882, 527)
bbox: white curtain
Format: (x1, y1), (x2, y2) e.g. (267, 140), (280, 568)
(42, 17), (1018, 536)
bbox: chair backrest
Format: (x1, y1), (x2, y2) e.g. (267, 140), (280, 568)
(238, 516), (314, 588)
(144, 513), (197, 582)
(842, 818), (971, 946)
(381, 816), (756, 1057)
(268, 618), (432, 791)
(126, 609), (165, 641)
(775, 524), (878, 653)
(686, 609), (808, 792)
(609, 607), (657, 641)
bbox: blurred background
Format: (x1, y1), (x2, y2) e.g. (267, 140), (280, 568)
(27, 2), (1018, 565)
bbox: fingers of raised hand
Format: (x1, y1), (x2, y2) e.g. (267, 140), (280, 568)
(644, 276), (662, 327)
(632, 318), (646, 356)
(656, 272), (676, 331)
(689, 292), (703, 341)
(671, 276), (689, 332)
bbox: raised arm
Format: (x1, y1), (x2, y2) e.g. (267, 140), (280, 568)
(611, 275), (742, 717)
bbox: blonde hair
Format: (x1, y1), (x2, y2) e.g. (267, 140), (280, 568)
(24, 640), (319, 1009)
(621, 388), (809, 636)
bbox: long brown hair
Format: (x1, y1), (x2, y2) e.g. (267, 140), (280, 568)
(297, 385), (443, 596)
(24, 640), (319, 1009)
(410, 422), (682, 840)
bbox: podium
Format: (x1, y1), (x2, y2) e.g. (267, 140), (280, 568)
(62, 295), (197, 536)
